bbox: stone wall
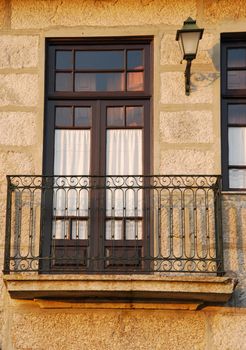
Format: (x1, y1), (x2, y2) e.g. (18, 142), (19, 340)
(0, 0), (246, 349)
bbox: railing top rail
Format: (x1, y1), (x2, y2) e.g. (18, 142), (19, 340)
(7, 175), (222, 190)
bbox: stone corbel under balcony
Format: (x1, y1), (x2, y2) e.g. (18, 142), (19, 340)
(4, 274), (237, 310)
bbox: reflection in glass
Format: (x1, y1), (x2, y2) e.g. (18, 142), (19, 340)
(56, 51), (73, 70)
(55, 73), (73, 91)
(126, 106), (143, 126)
(227, 71), (246, 90)
(229, 127), (246, 165)
(127, 72), (144, 91)
(75, 73), (124, 91)
(229, 169), (246, 188)
(127, 50), (143, 70)
(228, 48), (246, 68)
(75, 51), (124, 70)
(75, 107), (92, 127)
(107, 107), (125, 127)
(55, 107), (73, 127)
(228, 104), (246, 124)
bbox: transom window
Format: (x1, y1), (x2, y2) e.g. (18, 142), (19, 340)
(47, 40), (151, 97)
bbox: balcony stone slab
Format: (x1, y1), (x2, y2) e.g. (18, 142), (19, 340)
(4, 274), (236, 307)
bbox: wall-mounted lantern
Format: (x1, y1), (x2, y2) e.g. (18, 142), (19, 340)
(176, 17), (204, 96)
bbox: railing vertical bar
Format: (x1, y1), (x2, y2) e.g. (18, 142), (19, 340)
(214, 178), (224, 275)
(28, 189), (34, 259)
(4, 177), (12, 274)
(169, 188), (174, 260)
(157, 188), (161, 258)
(194, 188), (198, 260)
(181, 189), (185, 259)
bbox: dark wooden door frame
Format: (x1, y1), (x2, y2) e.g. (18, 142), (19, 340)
(41, 37), (153, 273)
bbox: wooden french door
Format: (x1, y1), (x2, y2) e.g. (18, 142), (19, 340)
(42, 99), (150, 272)
(42, 37), (152, 273)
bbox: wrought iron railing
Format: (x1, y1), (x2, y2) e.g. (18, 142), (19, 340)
(4, 175), (223, 274)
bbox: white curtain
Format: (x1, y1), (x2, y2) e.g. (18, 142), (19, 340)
(53, 130), (90, 239)
(54, 130), (90, 176)
(106, 129), (142, 240)
(229, 128), (246, 188)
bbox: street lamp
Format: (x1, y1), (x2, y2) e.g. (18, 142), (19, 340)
(176, 17), (204, 95)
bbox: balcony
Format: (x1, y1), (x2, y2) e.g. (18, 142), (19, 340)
(3, 175), (235, 304)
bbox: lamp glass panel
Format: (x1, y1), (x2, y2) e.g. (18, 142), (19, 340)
(181, 32), (201, 55)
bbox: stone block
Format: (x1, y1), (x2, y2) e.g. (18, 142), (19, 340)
(10, 309), (206, 350)
(0, 36), (39, 68)
(11, 0), (197, 28)
(204, 0), (246, 23)
(0, 151), (34, 178)
(161, 33), (216, 65)
(161, 72), (214, 104)
(222, 194), (246, 246)
(0, 112), (36, 146)
(160, 149), (216, 174)
(209, 313), (246, 349)
(160, 110), (213, 144)
(0, 74), (38, 106)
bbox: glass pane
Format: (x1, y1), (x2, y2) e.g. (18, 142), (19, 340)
(228, 105), (246, 124)
(228, 48), (246, 68)
(56, 51), (73, 69)
(71, 220), (88, 239)
(106, 220), (123, 240)
(74, 107), (92, 127)
(55, 73), (73, 91)
(126, 106), (143, 126)
(52, 220), (69, 239)
(55, 107), (73, 127)
(106, 129), (142, 175)
(127, 50), (144, 70)
(181, 32), (200, 55)
(229, 169), (246, 188)
(107, 107), (124, 127)
(75, 73), (124, 91)
(126, 220), (142, 240)
(53, 188), (66, 216)
(75, 51), (124, 70)
(127, 72), (144, 91)
(106, 188), (124, 217)
(227, 71), (246, 90)
(229, 127), (246, 165)
(54, 130), (90, 175)
(125, 188), (142, 216)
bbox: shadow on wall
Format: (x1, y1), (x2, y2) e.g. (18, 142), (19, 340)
(222, 195), (246, 307)
(190, 42), (220, 91)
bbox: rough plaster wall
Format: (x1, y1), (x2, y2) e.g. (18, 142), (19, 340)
(2, 305), (246, 350)
(0, 0), (246, 349)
